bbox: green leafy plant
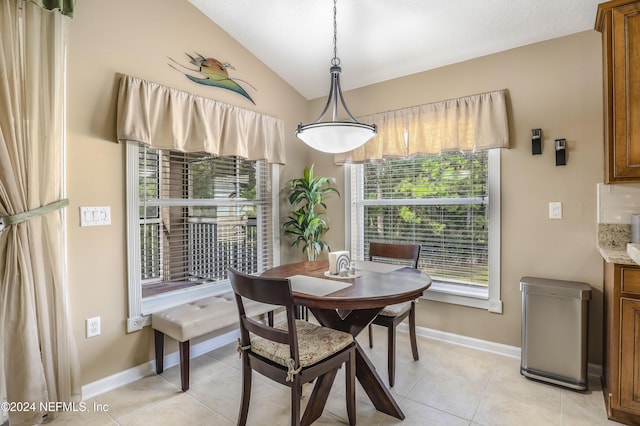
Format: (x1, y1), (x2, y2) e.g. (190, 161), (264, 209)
(283, 164), (340, 261)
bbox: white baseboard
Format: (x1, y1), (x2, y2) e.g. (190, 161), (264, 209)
(82, 324), (602, 400)
(400, 323), (603, 378)
(82, 360), (155, 401)
(401, 323), (521, 358)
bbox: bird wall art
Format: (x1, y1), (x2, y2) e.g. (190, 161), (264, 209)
(169, 52), (256, 104)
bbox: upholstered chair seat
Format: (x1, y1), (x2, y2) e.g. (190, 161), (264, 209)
(377, 301), (412, 317)
(251, 320), (353, 369)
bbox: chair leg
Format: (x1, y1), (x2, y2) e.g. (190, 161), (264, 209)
(154, 330), (164, 374)
(346, 349), (356, 426)
(368, 324), (374, 348)
(388, 325), (396, 388)
(179, 340), (190, 391)
(238, 356), (252, 426)
(291, 376), (302, 426)
(409, 303), (419, 361)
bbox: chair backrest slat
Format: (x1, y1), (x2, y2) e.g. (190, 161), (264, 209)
(231, 273), (295, 306)
(242, 316), (290, 344)
(228, 267), (299, 362)
(369, 242), (420, 269)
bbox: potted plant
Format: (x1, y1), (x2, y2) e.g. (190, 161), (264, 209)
(283, 164), (340, 261)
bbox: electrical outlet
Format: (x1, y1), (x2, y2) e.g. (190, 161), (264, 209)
(488, 300), (503, 314)
(549, 202), (562, 219)
(86, 317), (101, 338)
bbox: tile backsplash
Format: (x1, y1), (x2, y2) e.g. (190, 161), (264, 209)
(597, 183), (640, 224)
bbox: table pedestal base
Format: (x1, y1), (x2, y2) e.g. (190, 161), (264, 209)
(306, 307), (405, 421)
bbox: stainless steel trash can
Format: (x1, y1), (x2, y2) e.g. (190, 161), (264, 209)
(520, 276), (591, 391)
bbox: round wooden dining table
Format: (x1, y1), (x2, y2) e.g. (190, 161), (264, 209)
(261, 260), (431, 423)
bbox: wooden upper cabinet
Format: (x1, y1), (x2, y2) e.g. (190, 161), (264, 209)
(596, 0), (640, 182)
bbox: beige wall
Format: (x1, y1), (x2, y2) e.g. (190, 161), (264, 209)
(312, 30), (605, 363)
(67, 0), (604, 388)
(66, 0), (312, 384)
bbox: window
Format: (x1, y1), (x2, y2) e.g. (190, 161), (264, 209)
(126, 142), (279, 331)
(347, 149), (501, 311)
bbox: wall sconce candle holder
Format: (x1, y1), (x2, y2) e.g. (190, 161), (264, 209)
(532, 129), (542, 155)
(555, 139), (566, 166)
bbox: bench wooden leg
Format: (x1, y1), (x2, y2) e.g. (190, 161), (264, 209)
(179, 340), (190, 391)
(154, 330), (164, 374)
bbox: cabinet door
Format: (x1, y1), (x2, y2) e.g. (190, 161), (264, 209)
(620, 298), (640, 412)
(610, 3), (640, 181)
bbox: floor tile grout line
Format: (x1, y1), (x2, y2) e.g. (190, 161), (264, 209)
(172, 365), (242, 424)
(181, 388), (232, 423)
(103, 376), (186, 425)
(394, 394), (474, 425)
(468, 354), (501, 424)
(121, 363), (241, 424)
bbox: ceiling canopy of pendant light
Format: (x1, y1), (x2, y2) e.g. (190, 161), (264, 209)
(295, 0), (377, 154)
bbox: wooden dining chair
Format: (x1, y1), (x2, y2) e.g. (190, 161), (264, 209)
(368, 241), (421, 387)
(227, 267), (356, 426)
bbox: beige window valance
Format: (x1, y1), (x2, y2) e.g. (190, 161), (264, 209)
(116, 74), (286, 164)
(335, 89), (510, 164)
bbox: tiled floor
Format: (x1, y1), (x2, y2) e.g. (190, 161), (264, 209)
(44, 328), (615, 425)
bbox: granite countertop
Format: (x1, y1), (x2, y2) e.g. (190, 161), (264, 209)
(598, 246), (636, 264)
(597, 223), (637, 265)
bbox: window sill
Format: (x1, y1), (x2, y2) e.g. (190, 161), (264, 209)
(421, 280), (502, 313)
(141, 281), (232, 315)
(142, 280), (209, 298)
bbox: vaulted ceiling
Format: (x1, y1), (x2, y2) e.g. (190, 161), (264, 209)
(190, 0), (602, 100)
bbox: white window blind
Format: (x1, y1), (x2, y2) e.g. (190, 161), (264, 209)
(351, 151), (489, 287)
(135, 144), (274, 299)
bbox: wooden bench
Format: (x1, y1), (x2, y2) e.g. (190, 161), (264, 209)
(151, 291), (275, 391)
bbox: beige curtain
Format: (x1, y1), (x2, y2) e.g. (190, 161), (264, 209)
(0, 1), (80, 425)
(336, 89), (510, 163)
(117, 74), (287, 164)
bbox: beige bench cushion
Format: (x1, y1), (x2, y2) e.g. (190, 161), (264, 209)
(151, 291), (275, 342)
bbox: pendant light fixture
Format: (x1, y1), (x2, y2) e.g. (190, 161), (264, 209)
(295, 0), (377, 154)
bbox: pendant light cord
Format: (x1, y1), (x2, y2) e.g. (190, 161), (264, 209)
(331, 0), (340, 66)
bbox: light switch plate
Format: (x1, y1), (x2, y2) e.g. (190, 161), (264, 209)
(80, 206), (111, 227)
(549, 202), (562, 219)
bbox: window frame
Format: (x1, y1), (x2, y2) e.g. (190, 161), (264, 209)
(345, 149), (502, 313)
(125, 141), (280, 332)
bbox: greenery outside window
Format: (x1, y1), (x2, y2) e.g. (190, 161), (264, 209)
(126, 142), (279, 331)
(347, 149), (501, 312)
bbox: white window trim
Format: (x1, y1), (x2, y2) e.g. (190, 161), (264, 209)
(125, 141), (280, 332)
(345, 149), (502, 313)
